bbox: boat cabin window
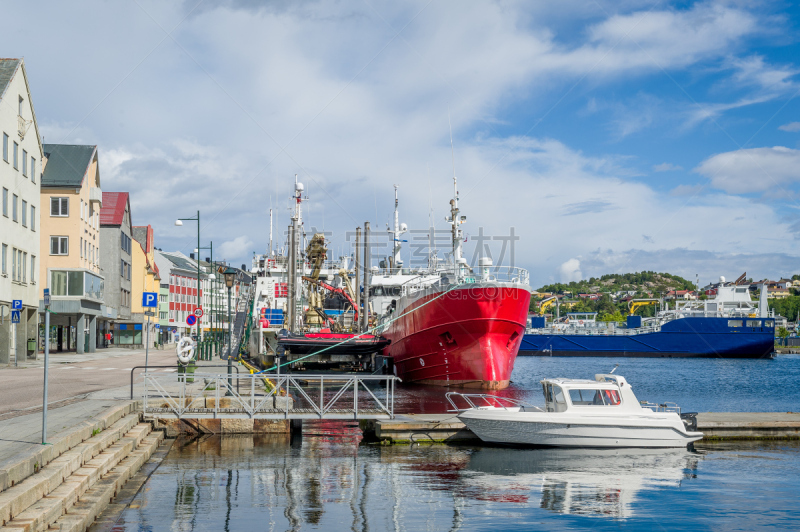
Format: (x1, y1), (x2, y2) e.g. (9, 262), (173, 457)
(746, 320), (761, 328)
(728, 320), (743, 328)
(568, 388), (621, 406)
(370, 286), (402, 297)
(764, 320), (774, 328)
(543, 383), (568, 412)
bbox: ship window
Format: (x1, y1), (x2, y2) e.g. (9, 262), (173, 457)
(569, 388), (620, 406)
(746, 320), (761, 327)
(764, 320), (774, 328)
(728, 320), (743, 327)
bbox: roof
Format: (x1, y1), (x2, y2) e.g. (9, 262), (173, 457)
(99, 192), (129, 226)
(0, 59), (21, 101)
(160, 251), (201, 275)
(132, 226), (154, 253)
(41, 144), (97, 187)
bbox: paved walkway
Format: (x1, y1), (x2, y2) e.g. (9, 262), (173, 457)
(5, 345), (176, 370)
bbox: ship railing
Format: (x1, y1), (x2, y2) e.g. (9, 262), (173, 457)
(445, 392), (543, 412)
(639, 401), (681, 414)
(526, 323), (663, 336)
(468, 266), (530, 285)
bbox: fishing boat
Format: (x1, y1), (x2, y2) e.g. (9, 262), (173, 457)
(520, 279), (775, 358)
(450, 373), (703, 448)
(372, 184), (531, 389)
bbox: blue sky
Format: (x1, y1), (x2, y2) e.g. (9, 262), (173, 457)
(2, 0), (800, 287)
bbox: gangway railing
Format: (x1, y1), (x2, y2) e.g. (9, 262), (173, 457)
(140, 372), (401, 420)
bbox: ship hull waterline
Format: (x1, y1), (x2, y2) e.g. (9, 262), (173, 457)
(382, 284), (531, 390)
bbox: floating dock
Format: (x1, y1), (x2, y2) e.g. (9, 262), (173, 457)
(368, 412), (800, 443)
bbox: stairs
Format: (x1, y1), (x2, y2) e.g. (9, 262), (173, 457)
(0, 412), (164, 531)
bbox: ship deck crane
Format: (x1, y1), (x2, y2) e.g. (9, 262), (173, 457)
(628, 299), (660, 316)
(302, 276), (359, 324)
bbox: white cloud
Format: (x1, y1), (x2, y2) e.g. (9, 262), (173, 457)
(653, 162), (683, 172)
(219, 236), (254, 260)
(779, 122), (800, 132)
(558, 258), (582, 283)
(694, 146), (800, 194)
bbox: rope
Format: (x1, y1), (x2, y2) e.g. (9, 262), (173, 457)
(255, 281), (466, 374)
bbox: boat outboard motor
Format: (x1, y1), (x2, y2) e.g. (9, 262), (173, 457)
(680, 412), (698, 432)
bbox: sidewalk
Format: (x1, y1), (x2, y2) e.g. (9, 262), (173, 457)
(3, 345), (176, 370)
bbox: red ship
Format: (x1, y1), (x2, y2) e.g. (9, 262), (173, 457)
(372, 185), (531, 389)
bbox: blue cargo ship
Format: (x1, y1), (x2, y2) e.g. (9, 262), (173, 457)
(520, 283), (776, 359)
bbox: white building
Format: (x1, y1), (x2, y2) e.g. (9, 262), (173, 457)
(0, 59), (42, 365)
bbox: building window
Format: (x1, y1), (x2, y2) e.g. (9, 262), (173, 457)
(127, 263), (131, 280)
(2, 188), (7, 217)
(30, 255), (35, 284)
(11, 248), (17, 281)
(51, 197), (69, 217)
(2, 133), (7, 162)
(31, 157), (35, 184)
(30, 205), (35, 231)
(50, 236), (68, 255)
(22, 252), (26, 283)
(21, 200), (27, 227)
(12, 141), (18, 169)
(1, 244), (5, 274)
(12, 194), (17, 222)
(18, 96), (23, 115)
(80, 200), (84, 220)
(80, 237), (83, 258)
(22, 150), (27, 176)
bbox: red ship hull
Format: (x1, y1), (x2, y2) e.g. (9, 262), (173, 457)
(382, 284), (531, 389)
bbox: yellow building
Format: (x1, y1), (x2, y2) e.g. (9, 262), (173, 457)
(39, 144), (111, 353)
(120, 225), (160, 347)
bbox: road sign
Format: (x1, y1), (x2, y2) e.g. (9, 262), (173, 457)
(144, 310), (155, 317)
(11, 300), (22, 310)
(172, 328), (177, 334)
(43, 289), (50, 306)
(154, 324), (160, 329)
(186, 315), (197, 326)
(11, 310), (20, 324)
(142, 292), (158, 308)
(194, 307), (203, 317)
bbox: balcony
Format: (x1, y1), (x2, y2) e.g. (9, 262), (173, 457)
(89, 187), (103, 206)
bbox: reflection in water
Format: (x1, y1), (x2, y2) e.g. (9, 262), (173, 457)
(114, 434), (713, 531)
(462, 447), (700, 518)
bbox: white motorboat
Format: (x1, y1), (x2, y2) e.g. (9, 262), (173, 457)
(450, 374), (703, 448)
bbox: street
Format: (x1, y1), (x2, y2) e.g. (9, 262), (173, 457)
(0, 348), (177, 419)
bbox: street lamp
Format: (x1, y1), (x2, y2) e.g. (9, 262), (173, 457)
(197, 242), (214, 342)
(175, 211), (201, 340)
(223, 267), (237, 396)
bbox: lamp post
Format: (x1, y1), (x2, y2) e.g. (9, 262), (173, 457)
(175, 211), (201, 340)
(197, 242), (214, 341)
(223, 267), (237, 396)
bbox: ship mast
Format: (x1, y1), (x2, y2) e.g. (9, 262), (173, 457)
(448, 115), (464, 280)
(287, 175), (304, 333)
(388, 184), (406, 272)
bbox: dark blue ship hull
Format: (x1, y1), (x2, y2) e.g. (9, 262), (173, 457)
(520, 317), (775, 358)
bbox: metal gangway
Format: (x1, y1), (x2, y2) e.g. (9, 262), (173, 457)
(140, 371), (400, 420)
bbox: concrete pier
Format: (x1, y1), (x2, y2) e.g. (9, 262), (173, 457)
(369, 412), (800, 443)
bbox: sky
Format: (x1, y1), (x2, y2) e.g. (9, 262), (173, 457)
(3, 0), (800, 288)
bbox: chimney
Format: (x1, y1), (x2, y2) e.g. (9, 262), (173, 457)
(190, 253), (195, 259)
(241, 264), (246, 270)
(205, 257), (210, 263)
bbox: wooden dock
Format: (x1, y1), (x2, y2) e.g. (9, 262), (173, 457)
(368, 412), (800, 443)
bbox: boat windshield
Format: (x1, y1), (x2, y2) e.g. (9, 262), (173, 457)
(568, 388), (621, 406)
(544, 384), (568, 412)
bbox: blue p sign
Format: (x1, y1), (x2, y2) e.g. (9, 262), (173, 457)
(142, 292), (158, 308)
(11, 300), (22, 310)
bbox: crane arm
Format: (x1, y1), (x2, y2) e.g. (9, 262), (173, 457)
(302, 276), (359, 322)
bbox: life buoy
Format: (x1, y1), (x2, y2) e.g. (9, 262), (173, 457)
(579, 320), (584, 325)
(176, 336), (195, 365)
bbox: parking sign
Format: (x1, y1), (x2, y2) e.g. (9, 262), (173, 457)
(11, 300), (22, 310)
(142, 292), (158, 308)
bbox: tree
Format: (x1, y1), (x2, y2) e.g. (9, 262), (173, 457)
(777, 327), (790, 339)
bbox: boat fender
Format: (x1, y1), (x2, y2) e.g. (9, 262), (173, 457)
(177, 336), (195, 365)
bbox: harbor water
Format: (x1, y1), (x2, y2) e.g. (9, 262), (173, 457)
(111, 356), (800, 531)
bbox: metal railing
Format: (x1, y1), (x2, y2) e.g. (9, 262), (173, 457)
(445, 392), (542, 412)
(639, 401), (681, 414)
(140, 372), (401, 420)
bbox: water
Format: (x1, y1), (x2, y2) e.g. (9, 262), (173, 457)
(113, 437), (800, 531)
(396, 354), (800, 413)
(110, 356), (800, 530)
